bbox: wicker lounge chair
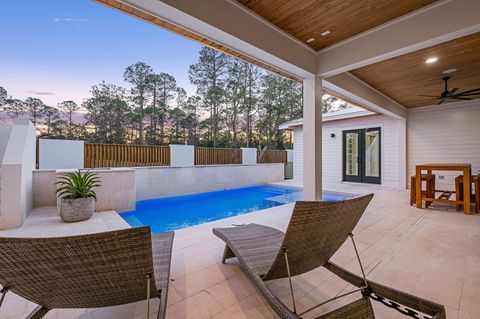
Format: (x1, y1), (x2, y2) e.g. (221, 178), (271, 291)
(213, 194), (446, 319)
(0, 226), (173, 319)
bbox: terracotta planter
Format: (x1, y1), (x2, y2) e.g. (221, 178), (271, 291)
(59, 197), (95, 223)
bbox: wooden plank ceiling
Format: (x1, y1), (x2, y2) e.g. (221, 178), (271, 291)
(235, 0), (438, 50)
(350, 32), (480, 108)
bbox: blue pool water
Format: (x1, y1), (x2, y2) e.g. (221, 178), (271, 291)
(121, 185), (351, 233)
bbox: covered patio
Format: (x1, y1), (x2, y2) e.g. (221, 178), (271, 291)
(94, 0), (480, 201)
(91, 1), (480, 318)
(1, 0), (480, 318)
(1, 183), (479, 318)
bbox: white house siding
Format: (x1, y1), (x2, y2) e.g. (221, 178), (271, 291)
(293, 114), (405, 188)
(407, 103), (480, 190)
(293, 127), (304, 182)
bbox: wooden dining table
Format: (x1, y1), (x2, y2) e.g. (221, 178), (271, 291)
(416, 163), (472, 214)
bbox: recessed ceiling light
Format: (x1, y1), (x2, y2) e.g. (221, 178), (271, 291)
(306, 38), (315, 43)
(425, 57), (438, 64)
(320, 30), (331, 37)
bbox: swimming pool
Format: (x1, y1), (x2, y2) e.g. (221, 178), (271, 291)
(120, 185), (351, 233)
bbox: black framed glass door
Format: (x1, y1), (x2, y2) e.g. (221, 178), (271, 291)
(342, 127), (381, 184)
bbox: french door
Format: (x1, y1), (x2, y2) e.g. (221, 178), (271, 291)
(342, 127), (381, 184)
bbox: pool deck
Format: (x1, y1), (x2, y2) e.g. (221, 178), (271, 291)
(1, 182), (479, 319)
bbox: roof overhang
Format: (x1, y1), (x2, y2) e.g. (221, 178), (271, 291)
(95, 0), (314, 81)
(279, 106), (376, 130)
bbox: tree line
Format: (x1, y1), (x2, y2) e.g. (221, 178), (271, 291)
(0, 46), (346, 149)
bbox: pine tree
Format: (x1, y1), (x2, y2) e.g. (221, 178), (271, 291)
(58, 100), (79, 138)
(185, 95), (201, 145)
(189, 47), (228, 147)
(24, 97), (45, 126)
(156, 73), (176, 144)
(42, 105), (60, 135)
(124, 62), (153, 144)
(83, 82), (130, 144)
(3, 99), (25, 119)
(0, 86), (7, 107)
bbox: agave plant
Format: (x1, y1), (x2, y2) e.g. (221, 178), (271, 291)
(56, 170), (102, 200)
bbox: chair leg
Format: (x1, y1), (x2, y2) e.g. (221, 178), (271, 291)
(425, 176), (435, 208)
(157, 286), (168, 319)
(25, 306), (50, 319)
(456, 177), (463, 211)
(0, 287), (8, 309)
(475, 180), (480, 214)
(410, 176), (416, 206)
(426, 179), (431, 208)
(222, 245), (236, 264)
(430, 177), (436, 207)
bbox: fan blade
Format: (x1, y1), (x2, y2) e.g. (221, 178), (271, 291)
(456, 92), (480, 97)
(451, 97), (473, 101)
(437, 99), (446, 105)
(418, 95), (440, 98)
(449, 88), (459, 95)
(456, 88), (480, 95)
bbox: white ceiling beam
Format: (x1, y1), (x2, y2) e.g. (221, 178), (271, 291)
(324, 73), (407, 119)
(116, 0), (317, 79)
(316, 0), (480, 78)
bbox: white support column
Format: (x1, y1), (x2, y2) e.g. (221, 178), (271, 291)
(303, 76), (322, 200)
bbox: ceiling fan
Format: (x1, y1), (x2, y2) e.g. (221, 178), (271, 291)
(420, 71), (480, 105)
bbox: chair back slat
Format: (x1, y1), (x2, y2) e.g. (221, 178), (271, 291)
(0, 226), (156, 309)
(262, 194), (373, 280)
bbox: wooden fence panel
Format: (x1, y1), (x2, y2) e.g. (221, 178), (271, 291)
(195, 147), (242, 165)
(258, 150), (287, 164)
(84, 143), (170, 168)
(84, 143), (285, 168)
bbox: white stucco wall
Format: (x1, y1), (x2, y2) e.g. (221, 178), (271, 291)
(135, 163), (285, 200)
(0, 125), (13, 163)
(32, 169), (57, 208)
(39, 139), (84, 169)
(33, 164), (284, 211)
(241, 148), (257, 165)
(0, 120), (36, 229)
(170, 144), (194, 167)
(33, 168), (136, 213)
(407, 102), (480, 189)
(292, 114), (406, 188)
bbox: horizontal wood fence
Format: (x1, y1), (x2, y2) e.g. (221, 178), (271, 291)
(195, 147), (242, 165)
(84, 143), (170, 168)
(258, 150), (288, 164)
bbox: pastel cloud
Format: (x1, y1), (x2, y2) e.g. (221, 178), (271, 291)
(26, 90), (55, 96)
(53, 17), (88, 23)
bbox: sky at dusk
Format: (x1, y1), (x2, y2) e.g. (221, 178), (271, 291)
(0, 0), (202, 107)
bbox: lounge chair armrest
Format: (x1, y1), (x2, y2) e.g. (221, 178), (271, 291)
(151, 231), (174, 292)
(324, 262), (446, 319)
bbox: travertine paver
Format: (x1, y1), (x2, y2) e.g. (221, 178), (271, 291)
(1, 182), (479, 319)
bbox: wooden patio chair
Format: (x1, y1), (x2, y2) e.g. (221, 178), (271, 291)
(0, 227), (174, 319)
(410, 174), (436, 207)
(455, 174), (480, 213)
(213, 194), (446, 319)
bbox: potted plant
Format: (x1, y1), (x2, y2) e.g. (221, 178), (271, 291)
(56, 170), (102, 223)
